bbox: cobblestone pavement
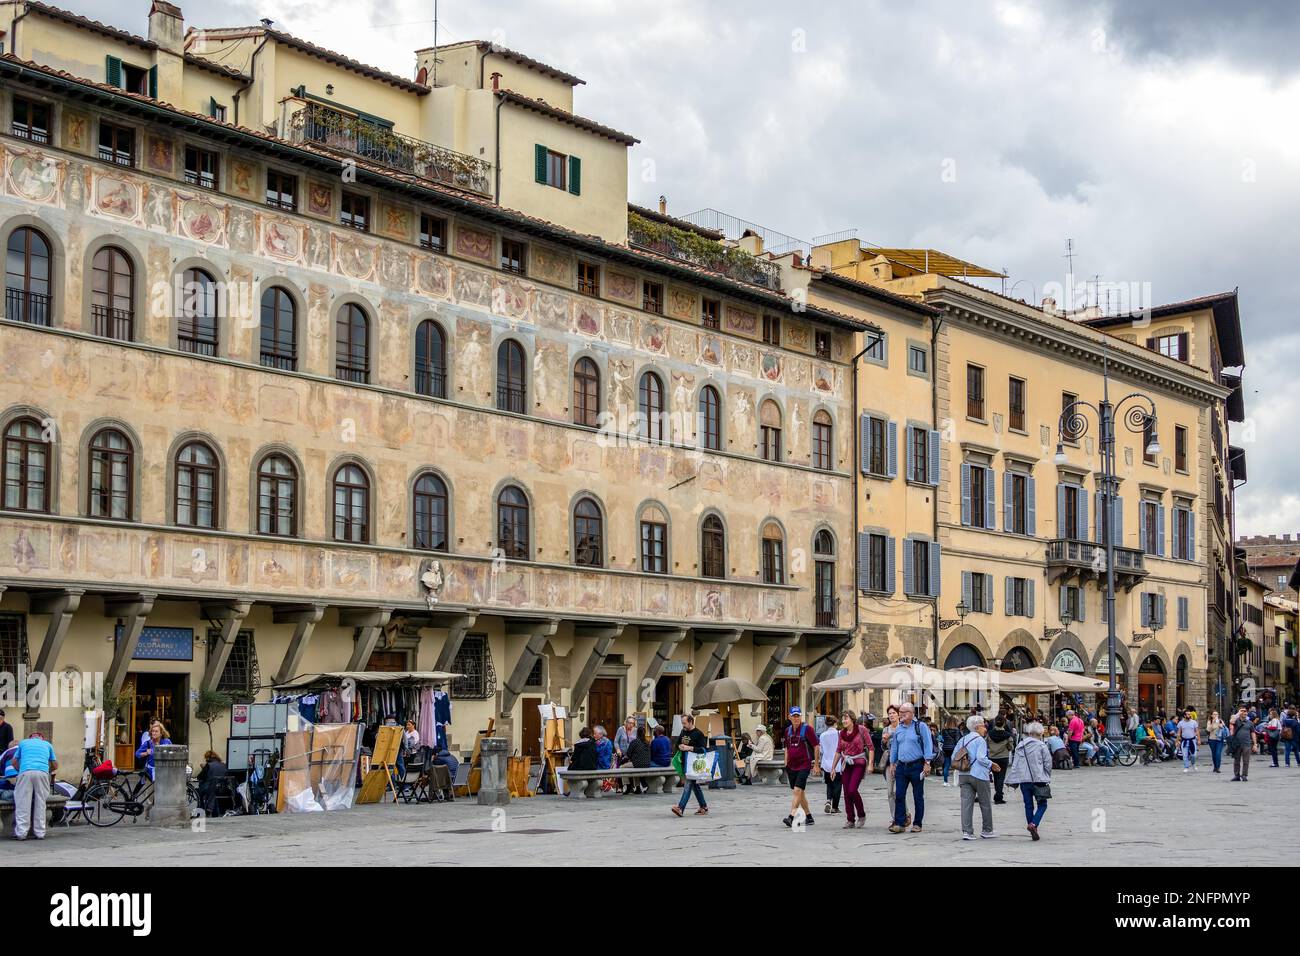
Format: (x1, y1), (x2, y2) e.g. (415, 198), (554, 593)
(10, 759), (1298, 866)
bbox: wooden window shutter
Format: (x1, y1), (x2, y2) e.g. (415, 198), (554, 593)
(1145, 336), (1156, 351)
(106, 56), (123, 88)
(1177, 332), (1189, 361)
(534, 144), (547, 184)
(568, 155), (581, 195)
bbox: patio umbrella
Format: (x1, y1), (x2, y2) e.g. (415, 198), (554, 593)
(693, 676), (768, 708)
(1014, 666), (1110, 694)
(945, 665), (1060, 694)
(811, 660), (949, 692)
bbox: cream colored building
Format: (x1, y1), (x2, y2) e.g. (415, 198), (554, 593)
(0, 2), (863, 771)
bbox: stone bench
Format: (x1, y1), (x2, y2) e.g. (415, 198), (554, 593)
(560, 766), (678, 798)
(754, 761), (787, 785)
(0, 791), (70, 828)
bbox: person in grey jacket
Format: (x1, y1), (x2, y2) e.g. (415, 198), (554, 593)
(1006, 721), (1052, 841)
(955, 714), (998, 840)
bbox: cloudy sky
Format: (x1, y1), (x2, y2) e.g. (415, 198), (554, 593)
(75, 0), (1300, 535)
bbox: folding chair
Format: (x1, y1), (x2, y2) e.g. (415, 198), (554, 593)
(396, 747), (431, 803)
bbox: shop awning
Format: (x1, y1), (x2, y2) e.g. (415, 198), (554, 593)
(1013, 667), (1110, 694)
(276, 670), (463, 690)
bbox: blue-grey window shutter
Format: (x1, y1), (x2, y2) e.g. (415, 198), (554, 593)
(1188, 511), (1195, 561)
(984, 467), (996, 529)
(1026, 579), (1035, 618)
(1003, 472), (1013, 531)
(859, 414), (871, 475)
(1005, 576), (1014, 613)
(1157, 505), (1166, 557)
(857, 532), (871, 591)
(928, 543), (941, 598)
(1102, 594), (1108, 623)
(1160, 594), (1168, 628)
(1095, 491), (1105, 543)
(534, 144), (548, 184)
(1178, 596), (1188, 630)
(927, 430), (940, 486)
(1139, 504), (1148, 553)
(884, 536), (896, 594)
(983, 573), (994, 613)
(1057, 484), (1067, 538)
(960, 464), (972, 526)
(106, 56), (123, 88)
(1077, 589), (1086, 622)
(568, 155), (581, 195)
(1027, 477), (1036, 537)
(1077, 488), (1088, 542)
(903, 538), (915, 595)
(1059, 586), (1069, 622)
(1141, 595), (1150, 627)
(904, 425), (914, 480)
(148, 65), (158, 99)
(1112, 496), (1123, 547)
(886, 421), (898, 478)
(961, 571), (972, 610)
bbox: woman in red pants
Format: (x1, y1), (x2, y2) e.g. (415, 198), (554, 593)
(831, 710), (875, 829)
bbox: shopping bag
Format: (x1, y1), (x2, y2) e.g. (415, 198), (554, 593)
(672, 751), (684, 777)
(684, 750), (720, 782)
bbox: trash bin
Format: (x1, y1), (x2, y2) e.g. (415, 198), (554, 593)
(708, 735), (736, 790)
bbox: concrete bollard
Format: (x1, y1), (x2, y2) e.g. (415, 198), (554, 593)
(476, 737), (510, 806)
(150, 744), (190, 827)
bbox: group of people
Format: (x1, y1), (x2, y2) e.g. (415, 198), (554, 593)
(567, 717), (677, 797)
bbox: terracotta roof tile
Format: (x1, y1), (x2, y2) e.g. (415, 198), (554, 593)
(496, 89), (638, 145)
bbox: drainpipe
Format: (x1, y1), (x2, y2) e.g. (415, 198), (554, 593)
(850, 325), (885, 654)
(930, 314), (945, 667)
(10, 2), (30, 54)
(231, 32), (270, 129)
(493, 89), (504, 205)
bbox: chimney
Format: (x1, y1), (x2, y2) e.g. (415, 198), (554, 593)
(1041, 296), (1057, 313)
(490, 71), (502, 91)
(738, 228), (763, 256)
(658, 195), (667, 215)
(148, 1), (184, 53)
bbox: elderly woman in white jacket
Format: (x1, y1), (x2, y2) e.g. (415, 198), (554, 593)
(1005, 721), (1053, 841)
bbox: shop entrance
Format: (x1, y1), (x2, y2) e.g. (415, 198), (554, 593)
(766, 677), (799, 739)
(1138, 656), (1165, 722)
(653, 675), (683, 731)
(521, 696), (542, 759)
(116, 672), (189, 769)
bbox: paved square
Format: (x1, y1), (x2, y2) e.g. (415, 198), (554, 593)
(10, 760), (1297, 866)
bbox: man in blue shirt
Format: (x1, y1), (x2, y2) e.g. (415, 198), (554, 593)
(888, 703), (933, 834)
(12, 731), (58, 841)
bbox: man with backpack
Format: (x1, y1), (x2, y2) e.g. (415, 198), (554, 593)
(888, 702), (934, 834)
(782, 706), (820, 828)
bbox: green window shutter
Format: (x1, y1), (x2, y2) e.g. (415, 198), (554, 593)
(568, 155), (582, 195)
(105, 56), (123, 88)
(148, 65), (158, 99)
(209, 96), (219, 118)
(534, 144), (547, 184)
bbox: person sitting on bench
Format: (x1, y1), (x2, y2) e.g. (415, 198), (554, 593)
(621, 726), (652, 794)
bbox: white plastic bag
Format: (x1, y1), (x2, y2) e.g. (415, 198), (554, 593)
(683, 750), (720, 782)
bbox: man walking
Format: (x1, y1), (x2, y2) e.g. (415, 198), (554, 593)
(782, 706), (820, 827)
(1229, 706), (1254, 782)
(670, 715), (710, 817)
(888, 702), (933, 834)
(12, 730), (58, 841)
(1066, 709), (1085, 769)
(818, 714), (841, 816)
(1282, 708), (1300, 767)
(1176, 710), (1200, 772)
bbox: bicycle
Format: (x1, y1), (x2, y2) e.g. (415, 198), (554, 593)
(1106, 739), (1139, 767)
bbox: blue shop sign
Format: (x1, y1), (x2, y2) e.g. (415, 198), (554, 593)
(114, 625), (194, 662)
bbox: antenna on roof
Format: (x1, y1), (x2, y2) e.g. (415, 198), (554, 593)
(1062, 239), (1075, 310)
(432, 0), (438, 87)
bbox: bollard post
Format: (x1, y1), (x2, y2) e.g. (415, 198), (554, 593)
(150, 744), (190, 827)
(477, 737), (510, 806)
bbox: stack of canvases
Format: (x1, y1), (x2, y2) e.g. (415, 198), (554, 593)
(277, 718), (362, 813)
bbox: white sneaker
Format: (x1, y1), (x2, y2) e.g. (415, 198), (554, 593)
(942, 781), (950, 787)
(1182, 768), (1189, 773)
(981, 831), (998, 839)
(961, 833), (976, 840)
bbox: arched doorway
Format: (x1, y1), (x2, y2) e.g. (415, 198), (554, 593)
(1138, 655), (1165, 722)
(1175, 656), (1187, 712)
(942, 643), (985, 711)
(1001, 647), (1034, 671)
(944, 643), (984, 669)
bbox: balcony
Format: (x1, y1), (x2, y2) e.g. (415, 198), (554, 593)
(5, 288), (51, 326)
(627, 212), (783, 291)
(1046, 538), (1148, 592)
(288, 104), (492, 197)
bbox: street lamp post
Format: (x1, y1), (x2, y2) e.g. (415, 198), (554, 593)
(1054, 346), (1159, 743)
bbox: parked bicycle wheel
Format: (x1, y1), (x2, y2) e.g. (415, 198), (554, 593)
(81, 781), (125, 827)
(1115, 744), (1137, 767)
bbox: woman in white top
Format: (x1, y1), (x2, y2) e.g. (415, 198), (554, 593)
(1205, 711), (1227, 773)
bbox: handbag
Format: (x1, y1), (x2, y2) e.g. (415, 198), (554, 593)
(1022, 741), (1051, 800)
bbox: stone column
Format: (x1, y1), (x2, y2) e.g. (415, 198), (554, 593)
(150, 744), (190, 827)
(476, 737), (510, 806)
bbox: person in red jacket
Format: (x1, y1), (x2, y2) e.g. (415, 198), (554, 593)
(782, 706), (821, 828)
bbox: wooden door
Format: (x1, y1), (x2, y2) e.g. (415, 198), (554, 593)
(587, 678), (620, 734)
(367, 650), (407, 672)
(521, 696), (542, 758)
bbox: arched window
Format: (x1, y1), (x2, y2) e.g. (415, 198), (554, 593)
(91, 246), (134, 341)
(260, 287), (297, 371)
(497, 485), (529, 559)
(87, 427), (132, 519)
(412, 472), (448, 551)
(257, 454), (297, 536)
(573, 496), (604, 567)
(177, 268), (218, 355)
(812, 410), (833, 470)
(2, 417), (51, 512)
(5, 226), (52, 325)
(640, 503), (668, 574)
(761, 521), (785, 585)
(759, 400), (782, 461)
(701, 514), (726, 579)
(639, 371), (665, 442)
(174, 441), (218, 528)
(573, 357), (600, 428)
(414, 320), (447, 398)
(332, 464), (369, 542)
(497, 340), (526, 413)
(698, 385), (721, 451)
(814, 530), (835, 626)
(336, 304), (369, 383)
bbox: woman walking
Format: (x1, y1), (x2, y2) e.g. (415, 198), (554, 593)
(954, 714), (997, 841)
(1265, 709), (1282, 767)
(831, 710), (874, 829)
(1005, 721), (1052, 841)
(1205, 711), (1227, 773)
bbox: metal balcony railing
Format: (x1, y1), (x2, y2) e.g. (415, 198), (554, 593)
(5, 288), (51, 326)
(415, 364), (447, 399)
(91, 304), (133, 341)
(1046, 537), (1148, 589)
(288, 104), (492, 197)
(627, 217), (783, 291)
